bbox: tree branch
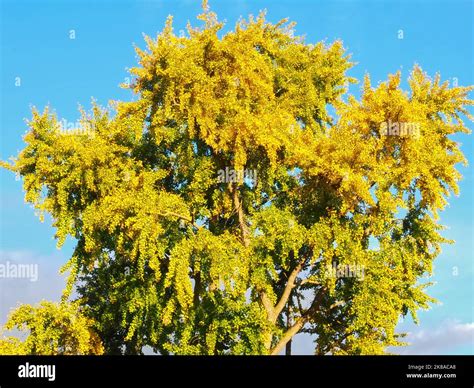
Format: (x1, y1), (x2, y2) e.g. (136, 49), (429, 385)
(270, 316), (306, 355)
(156, 211), (202, 229)
(273, 260), (304, 322)
(270, 287), (326, 355)
(299, 278), (320, 286)
(230, 182), (276, 346)
(231, 183), (250, 247)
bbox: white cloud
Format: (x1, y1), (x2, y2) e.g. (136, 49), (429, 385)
(0, 250), (68, 325)
(394, 321), (474, 355)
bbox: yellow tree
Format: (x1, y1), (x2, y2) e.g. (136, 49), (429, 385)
(1, 4), (472, 355)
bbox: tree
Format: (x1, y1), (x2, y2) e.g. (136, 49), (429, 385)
(1, 4), (472, 355)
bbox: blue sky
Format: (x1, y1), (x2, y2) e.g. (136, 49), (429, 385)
(0, 0), (472, 354)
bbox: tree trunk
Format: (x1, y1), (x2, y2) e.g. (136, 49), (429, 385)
(285, 305), (292, 355)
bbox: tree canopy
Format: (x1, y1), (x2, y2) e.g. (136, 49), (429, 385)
(1, 4), (472, 355)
